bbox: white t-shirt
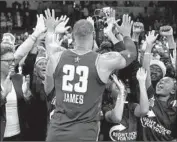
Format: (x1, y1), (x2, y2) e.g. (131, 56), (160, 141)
(3, 84), (20, 138)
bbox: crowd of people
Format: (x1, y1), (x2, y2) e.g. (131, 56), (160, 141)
(0, 4), (177, 142)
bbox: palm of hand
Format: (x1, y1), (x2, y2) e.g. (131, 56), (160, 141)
(35, 14), (46, 33)
(55, 22), (67, 33)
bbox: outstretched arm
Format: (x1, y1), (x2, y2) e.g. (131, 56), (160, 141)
(97, 15), (137, 83)
(142, 30), (158, 89)
(134, 68), (149, 117)
(105, 75), (127, 123)
(14, 14), (46, 65)
(44, 9), (69, 95)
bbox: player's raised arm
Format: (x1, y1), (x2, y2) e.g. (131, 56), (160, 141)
(44, 9), (69, 94)
(97, 14), (137, 83)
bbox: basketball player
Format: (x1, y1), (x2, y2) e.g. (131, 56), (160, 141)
(44, 9), (137, 141)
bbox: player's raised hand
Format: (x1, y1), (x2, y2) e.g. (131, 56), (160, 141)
(133, 22), (144, 33)
(115, 14), (133, 37)
(55, 15), (70, 34)
(160, 25), (173, 36)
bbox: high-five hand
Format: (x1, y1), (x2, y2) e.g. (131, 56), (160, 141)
(44, 9), (60, 32)
(115, 14), (133, 37)
(55, 15), (70, 34)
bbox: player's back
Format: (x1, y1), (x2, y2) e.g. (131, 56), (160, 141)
(47, 49), (106, 141)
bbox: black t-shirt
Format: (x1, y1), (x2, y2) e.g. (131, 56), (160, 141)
(100, 102), (138, 141)
(137, 86), (177, 141)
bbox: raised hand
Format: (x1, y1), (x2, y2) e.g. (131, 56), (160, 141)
(115, 14), (133, 37)
(44, 9), (59, 32)
(87, 16), (94, 28)
(111, 74), (125, 94)
(145, 30), (158, 45)
(55, 15), (70, 34)
(133, 22), (144, 33)
(170, 48), (176, 69)
(160, 25), (173, 36)
(34, 14), (47, 36)
(22, 75), (31, 98)
(104, 8), (116, 36)
(136, 68), (147, 82)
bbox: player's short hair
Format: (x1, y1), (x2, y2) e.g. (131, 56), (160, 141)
(73, 19), (94, 38)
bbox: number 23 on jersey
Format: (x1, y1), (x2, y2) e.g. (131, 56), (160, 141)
(62, 65), (89, 93)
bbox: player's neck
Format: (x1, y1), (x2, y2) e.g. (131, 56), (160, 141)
(74, 44), (92, 53)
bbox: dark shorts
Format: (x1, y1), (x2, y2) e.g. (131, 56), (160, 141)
(46, 121), (100, 141)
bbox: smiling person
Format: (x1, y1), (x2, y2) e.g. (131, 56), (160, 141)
(150, 59), (167, 88)
(26, 56), (50, 141)
(139, 30), (177, 141)
(0, 43), (32, 141)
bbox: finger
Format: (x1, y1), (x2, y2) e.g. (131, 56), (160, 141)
(23, 76), (26, 84)
(122, 14), (126, 25)
(155, 34), (159, 39)
(113, 10), (115, 20)
(59, 15), (63, 21)
(36, 14), (39, 20)
(63, 15), (67, 21)
(44, 10), (49, 19)
(56, 17), (59, 22)
(64, 18), (69, 25)
(47, 8), (51, 18)
(128, 16), (131, 24)
(130, 21), (133, 28)
(65, 26), (71, 31)
(116, 19), (120, 23)
(52, 9), (55, 19)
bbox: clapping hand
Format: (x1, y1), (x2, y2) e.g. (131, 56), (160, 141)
(160, 25), (173, 36)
